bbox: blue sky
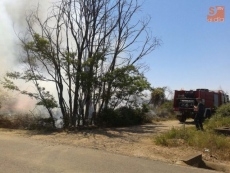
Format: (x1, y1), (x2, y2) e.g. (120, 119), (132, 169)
(0, 0), (229, 94)
(140, 0), (230, 94)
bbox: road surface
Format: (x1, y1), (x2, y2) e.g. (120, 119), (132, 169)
(0, 133), (220, 173)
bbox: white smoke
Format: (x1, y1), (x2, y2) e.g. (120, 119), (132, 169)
(0, 0), (55, 113)
(0, 0), (53, 74)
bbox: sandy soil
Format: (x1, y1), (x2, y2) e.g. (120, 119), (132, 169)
(0, 120), (229, 165)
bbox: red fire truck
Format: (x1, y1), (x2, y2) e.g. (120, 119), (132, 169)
(173, 89), (229, 122)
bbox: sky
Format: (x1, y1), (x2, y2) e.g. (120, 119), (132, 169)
(141, 0), (230, 94)
(0, 0), (230, 96)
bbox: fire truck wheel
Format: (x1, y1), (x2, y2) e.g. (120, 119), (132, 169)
(179, 116), (186, 123)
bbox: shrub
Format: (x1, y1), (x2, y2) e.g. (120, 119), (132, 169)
(155, 127), (192, 146)
(17, 116), (55, 131)
(142, 104), (150, 113)
(98, 108), (120, 127)
(119, 107), (144, 125)
(0, 115), (13, 128)
(215, 103), (230, 117)
(160, 101), (174, 114)
(204, 104), (230, 130)
(205, 116), (230, 130)
(154, 126), (230, 161)
(98, 106), (146, 127)
(12, 114), (38, 129)
(153, 100), (175, 119)
(0, 114), (55, 131)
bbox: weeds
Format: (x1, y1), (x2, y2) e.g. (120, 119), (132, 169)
(0, 114), (55, 131)
(155, 103), (230, 161)
(205, 116), (230, 131)
(0, 115), (13, 128)
(155, 123), (230, 161)
(155, 127), (193, 147)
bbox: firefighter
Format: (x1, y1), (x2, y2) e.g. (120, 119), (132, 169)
(194, 98), (205, 130)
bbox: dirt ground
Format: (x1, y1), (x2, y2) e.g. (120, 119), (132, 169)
(0, 120), (229, 165)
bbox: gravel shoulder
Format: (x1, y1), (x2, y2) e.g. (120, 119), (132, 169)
(0, 120), (229, 165)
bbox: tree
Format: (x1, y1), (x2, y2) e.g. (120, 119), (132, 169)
(3, 0), (159, 128)
(150, 87), (166, 107)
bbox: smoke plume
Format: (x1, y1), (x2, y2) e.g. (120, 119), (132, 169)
(0, 0), (54, 113)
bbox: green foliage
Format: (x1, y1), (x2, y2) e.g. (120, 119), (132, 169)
(215, 103), (230, 117)
(155, 127), (192, 146)
(105, 65), (151, 92)
(37, 98), (58, 109)
(35, 85), (58, 109)
(186, 132), (230, 150)
(150, 87), (166, 106)
(159, 100), (174, 113)
(203, 103), (230, 131)
(25, 33), (51, 54)
(205, 116), (230, 130)
(117, 107), (144, 126)
(98, 106), (146, 127)
(98, 108), (121, 127)
(104, 65), (151, 108)
(142, 104), (150, 113)
(156, 100), (175, 119)
(1, 77), (19, 91)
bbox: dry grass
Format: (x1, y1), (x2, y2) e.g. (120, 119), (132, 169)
(0, 114), (54, 131)
(0, 115), (13, 128)
(155, 124), (230, 161)
(155, 104), (230, 161)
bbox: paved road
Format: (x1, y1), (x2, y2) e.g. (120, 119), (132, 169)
(0, 134), (219, 173)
